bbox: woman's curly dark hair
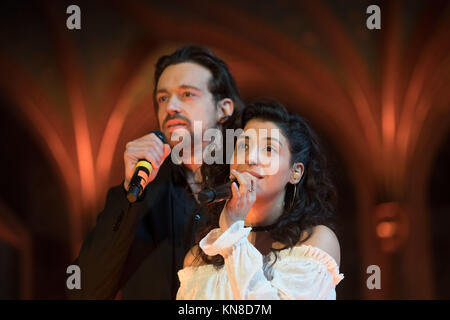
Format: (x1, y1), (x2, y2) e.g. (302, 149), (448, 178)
(196, 99), (337, 268)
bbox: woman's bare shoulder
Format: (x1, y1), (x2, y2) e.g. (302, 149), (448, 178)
(297, 225), (341, 266)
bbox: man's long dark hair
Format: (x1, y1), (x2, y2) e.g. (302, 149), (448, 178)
(196, 99), (337, 268)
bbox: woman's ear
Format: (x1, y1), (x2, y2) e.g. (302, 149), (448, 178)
(216, 98), (234, 124)
(289, 162), (304, 184)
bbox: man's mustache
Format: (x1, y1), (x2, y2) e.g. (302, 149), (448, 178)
(162, 114), (192, 128)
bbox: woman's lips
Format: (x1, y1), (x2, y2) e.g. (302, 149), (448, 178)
(242, 170), (264, 179)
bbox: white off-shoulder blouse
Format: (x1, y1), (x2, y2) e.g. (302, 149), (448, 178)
(176, 221), (344, 300)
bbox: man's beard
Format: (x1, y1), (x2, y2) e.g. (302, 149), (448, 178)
(169, 125), (217, 150)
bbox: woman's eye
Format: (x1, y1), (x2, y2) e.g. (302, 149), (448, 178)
(237, 143), (248, 150)
(158, 96), (168, 103)
(264, 145), (277, 153)
(183, 91), (194, 98)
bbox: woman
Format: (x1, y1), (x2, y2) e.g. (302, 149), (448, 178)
(177, 100), (344, 300)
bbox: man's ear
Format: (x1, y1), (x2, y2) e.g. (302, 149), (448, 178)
(289, 162), (304, 184)
(216, 98), (234, 124)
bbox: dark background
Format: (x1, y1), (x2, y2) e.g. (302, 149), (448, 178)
(0, 0), (449, 299)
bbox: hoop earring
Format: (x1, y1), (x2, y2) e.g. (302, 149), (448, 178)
(289, 184), (297, 211)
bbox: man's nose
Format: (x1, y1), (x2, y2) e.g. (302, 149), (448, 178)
(166, 96), (181, 114)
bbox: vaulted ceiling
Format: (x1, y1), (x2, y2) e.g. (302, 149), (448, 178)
(0, 0), (449, 298)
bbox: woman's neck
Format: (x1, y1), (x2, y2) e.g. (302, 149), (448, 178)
(245, 191), (285, 254)
(245, 190), (285, 227)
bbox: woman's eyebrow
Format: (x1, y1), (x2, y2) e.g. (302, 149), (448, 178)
(237, 135), (250, 141)
(237, 135), (283, 147)
(263, 137), (283, 146)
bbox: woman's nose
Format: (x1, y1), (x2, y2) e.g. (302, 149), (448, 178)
(247, 144), (259, 165)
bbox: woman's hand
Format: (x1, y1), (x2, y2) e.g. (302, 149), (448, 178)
(219, 169), (257, 230)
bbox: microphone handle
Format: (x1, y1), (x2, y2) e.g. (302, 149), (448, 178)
(198, 180), (239, 205)
(127, 161), (153, 203)
(127, 130), (167, 203)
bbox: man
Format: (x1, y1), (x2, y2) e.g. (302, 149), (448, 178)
(67, 45), (244, 299)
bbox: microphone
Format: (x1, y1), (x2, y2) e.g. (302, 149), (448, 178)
(198, 180), (239, 205)
(127, 130), (167, 203)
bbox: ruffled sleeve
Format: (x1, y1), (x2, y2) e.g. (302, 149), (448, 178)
(200, 220), (271, 299)
(268, 245), (344, 299)
(195, 220), (344, 300)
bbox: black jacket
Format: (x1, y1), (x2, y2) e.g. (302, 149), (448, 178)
(66, 159), (208, 299)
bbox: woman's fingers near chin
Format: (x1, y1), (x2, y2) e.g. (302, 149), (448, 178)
(232, 170), (245, 189)
(231, 182), (240, 201)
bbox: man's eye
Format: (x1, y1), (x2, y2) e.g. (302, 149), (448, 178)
(183, 91), (194, 98)
(158, 96), (168, 103)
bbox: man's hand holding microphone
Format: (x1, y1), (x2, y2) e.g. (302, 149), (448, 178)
(123, 130), (171, 203)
